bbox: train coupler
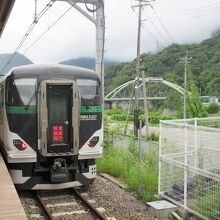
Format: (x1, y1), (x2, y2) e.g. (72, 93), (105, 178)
(50, 158), (69, 183)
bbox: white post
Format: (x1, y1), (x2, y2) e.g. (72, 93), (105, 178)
(57, 0), (105, 97)
(158, 121), (162, 194)
(138, 120), (142, 197)
(194, 118), (198, 169)
(95, 1), (105, 99)
(184, 120), (188, 209)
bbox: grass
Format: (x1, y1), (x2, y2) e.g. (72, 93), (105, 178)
(193, 186), (220, 219)
(96, 142), (158, 202)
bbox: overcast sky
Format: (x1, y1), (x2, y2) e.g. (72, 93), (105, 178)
(0, 0), (220, 63)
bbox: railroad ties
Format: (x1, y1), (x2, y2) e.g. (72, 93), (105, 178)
(0, 154), (27, 219)
(19, 188), (117, 220)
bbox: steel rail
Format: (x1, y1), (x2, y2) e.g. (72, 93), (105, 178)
(34, 192), (55, 220)
(72, 188), (107, 220)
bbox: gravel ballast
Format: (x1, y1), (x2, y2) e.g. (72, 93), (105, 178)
(81, 175), (155, 220)
(20, 175), (155, 220)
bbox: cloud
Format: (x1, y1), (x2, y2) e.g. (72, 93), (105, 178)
(1, 0), (220, 63)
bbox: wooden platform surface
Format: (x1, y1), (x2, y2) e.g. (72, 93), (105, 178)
(0, 154), (27, 220)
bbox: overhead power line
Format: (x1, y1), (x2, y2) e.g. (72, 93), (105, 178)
(150, 2), (220, 21)
(132, 6), (164, 50)
(0, 0), (55, 75)
(143, 10), (170, 46)
(151, 7), (175, 43)
(22, 5), (74, 55)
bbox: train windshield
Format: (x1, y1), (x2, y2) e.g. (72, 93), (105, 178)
(77, 79), (101, 106)
(6, 78), (37, 106)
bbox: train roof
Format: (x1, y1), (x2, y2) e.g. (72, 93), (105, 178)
(3, 64), (100, 81)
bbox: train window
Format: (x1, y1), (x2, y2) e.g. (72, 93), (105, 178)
(77, 79), (101, 106)
(6, 78), (37, 106)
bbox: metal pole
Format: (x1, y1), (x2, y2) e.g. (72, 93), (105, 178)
(183, 51), (187, 120)
(181, 50), (191, 119)
(95, 0), (105, 105)
(138, 120), (142, 197)
(124, 83), (135, 135)
(133, 0), (154, 137)
(34, 0), (38, 23)
(184, 120), (188, 209)
(134, 0), (142, 137)
(181, 51), (191, 210)
(141, 68), (149, 138)
(183, 57), (187, 209)
(158, 120), (162, 195)
(194, 118), (198, 169)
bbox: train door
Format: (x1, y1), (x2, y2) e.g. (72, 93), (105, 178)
(38, 80), (80, 156)
(47, 85), (71, 153)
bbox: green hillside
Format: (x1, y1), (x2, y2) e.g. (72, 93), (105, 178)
(105, 34), (220, 97)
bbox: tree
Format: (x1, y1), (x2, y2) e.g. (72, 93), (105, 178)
(186, 81), (207, 118)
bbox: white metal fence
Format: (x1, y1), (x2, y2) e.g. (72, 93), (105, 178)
(159, 117), (220, 220)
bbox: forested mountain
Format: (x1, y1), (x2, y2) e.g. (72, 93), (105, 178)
(105, 34), (220, 97)
(0, 53), (32, 74)
(60, 57), (119, 69)
(0, 54), (118, 74)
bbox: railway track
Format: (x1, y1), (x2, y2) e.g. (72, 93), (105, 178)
(20, 188), (113, 220)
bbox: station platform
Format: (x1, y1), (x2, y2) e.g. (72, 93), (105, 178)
(0, 154), (27, 220)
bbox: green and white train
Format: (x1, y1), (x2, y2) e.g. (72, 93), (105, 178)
(0, 64), (103, 190)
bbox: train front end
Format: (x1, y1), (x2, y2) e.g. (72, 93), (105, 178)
(0, 65), (103, 190)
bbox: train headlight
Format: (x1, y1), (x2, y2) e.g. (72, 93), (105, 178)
(13, 140), (28, 151)
(87, 136), (99, 148)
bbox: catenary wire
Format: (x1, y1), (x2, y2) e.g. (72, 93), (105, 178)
(0, 0), (55, 75)
(22, 5), (75, 55)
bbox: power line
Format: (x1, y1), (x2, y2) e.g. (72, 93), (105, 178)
(22, 6), (74, 55)
(142, 22), (164, 47)
(150, 2), (220, 22)
(151, 7), (175, 43)
(0, 0), (55, 75)
(132, 7), (164, 50)
(143, 10), (170, 46)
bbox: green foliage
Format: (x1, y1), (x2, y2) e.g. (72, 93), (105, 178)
(103, 115), (113, 148)
(111, 114), (134, 122)
(163, 91), (183, 111)
(186, 81), (208, 118)
(150, 132), (159, 142)
(96, 142), (158, 202)
(147, 113), (177, 124)
(207, 103), (220, 114)
(105, 34), (220, 102)
(106, 109), (177, 126)
(194, 186), (220, 219)
(105, 109), (126, 115)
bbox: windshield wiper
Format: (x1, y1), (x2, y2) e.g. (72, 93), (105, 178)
(25, 92), (36, 110)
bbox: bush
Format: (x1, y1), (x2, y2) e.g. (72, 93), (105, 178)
(150, 132), (159, 142)
(97, 139), (158, 202)
(111, 114), (134, 122)
(207, 103), (220, 114)
(105, 109), (126, 115)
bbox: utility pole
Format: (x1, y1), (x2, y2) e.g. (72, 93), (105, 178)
(133, 0), (154, 137)
(180, 51), (192, 119)
(141, 65), (149, 137)
(180, 51), (192, 209)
